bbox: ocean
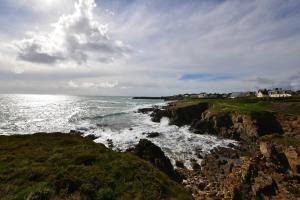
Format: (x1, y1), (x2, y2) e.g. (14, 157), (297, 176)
(0, 94), (236, 168)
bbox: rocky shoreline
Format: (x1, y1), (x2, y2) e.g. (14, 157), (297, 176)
(138, 101), (300, 199)
(3, 100), (298, 199)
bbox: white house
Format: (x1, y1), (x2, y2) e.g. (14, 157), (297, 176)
(257, 89), (292, 98)
(268, 89), (292, 98)
(197, 93), (207, 98)
(256, 89), (269, 98)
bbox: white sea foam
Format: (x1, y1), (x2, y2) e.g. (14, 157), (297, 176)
(93, 110), (237, 169)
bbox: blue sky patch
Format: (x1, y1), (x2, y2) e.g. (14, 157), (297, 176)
(180, 73), (235, 81)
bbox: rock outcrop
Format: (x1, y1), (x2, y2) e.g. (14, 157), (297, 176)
(151, 102), (209, 126)
(133, 139), (181, 182)
(150, 101), (299, 143)
(142, 101), (300, 199)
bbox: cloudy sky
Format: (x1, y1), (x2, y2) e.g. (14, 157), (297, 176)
(0, 0), (300, 96)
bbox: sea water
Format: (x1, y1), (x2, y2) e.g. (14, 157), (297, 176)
(0, 94), (236, 168)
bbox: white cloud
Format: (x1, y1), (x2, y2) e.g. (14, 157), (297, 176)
(8, 0), (74, 14)
(68, 81), (79, 88)
(1, 0), (300, 95)
(97, 81), (119, 88)
(68, 80), (119, 89)
(14, 0), (132, 65)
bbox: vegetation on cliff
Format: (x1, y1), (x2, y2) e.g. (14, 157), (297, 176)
(174, 97), (300, 115)
(0, 133), (192, 200)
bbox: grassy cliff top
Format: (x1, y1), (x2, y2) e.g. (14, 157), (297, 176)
(0, 133), (191, 200)
(172, 97), (300, 116)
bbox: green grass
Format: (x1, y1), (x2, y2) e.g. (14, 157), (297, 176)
(0, 133), (192, 200)
(260, 135), (300, 147)
(173, 97), (300, 116)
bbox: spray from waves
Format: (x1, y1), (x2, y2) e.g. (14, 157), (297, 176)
(91, 113), (237, 170)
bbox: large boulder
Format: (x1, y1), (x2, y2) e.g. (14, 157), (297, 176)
(133, 139), (181, 182)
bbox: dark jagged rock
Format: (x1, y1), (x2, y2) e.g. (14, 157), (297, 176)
(175, 160), (185, 168)
(143, 132), (160, 138)
(133, 139), (181, 182)
(106, 139), (114, 148)
(69, 130), (84, 135)
(150, 108), (172, 123)
(137, 107), (155, 114)
(151, 102), (209, 126)
(85, 134), (98, 140)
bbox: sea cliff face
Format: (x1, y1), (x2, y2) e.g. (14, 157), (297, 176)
(151, 102), (300, 141)
(150, 100), (300, 200)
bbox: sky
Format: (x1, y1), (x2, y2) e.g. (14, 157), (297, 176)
(0, 0), (300, 96)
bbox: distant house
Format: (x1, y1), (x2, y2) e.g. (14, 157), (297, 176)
(256, 89), (269, 98)
(197, 93), (207, 98)
(268, 88), (292, 98)
(256, 88), (292, 98)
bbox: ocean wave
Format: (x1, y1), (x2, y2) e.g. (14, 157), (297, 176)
(91, 113), (237, 170)
(81, 112), (128, 121)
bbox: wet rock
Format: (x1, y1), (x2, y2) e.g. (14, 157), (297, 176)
(85, 134), (98, 140)
(150, 109), (171, 123)
(69, 130), (84, 135)
(76, 127), (89, 132)
(133, 139), (181, 182)
(125, 147), (135, 152)
(175, 160), (185, 168)
(143, 132), (160, 138)
(137, 107), (155, 114)
(191, 160), (201, 171)
(197, 153), (204, 159)
(107, 139), (114, 148)
(228, 143), (236, 148)
(151, 103), (209, 126)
